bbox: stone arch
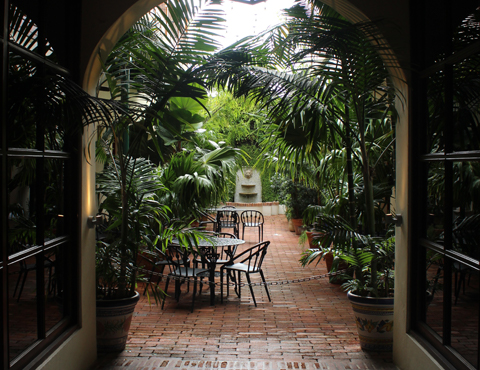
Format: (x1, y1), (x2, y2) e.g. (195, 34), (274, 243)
(82, 0), (407, 93)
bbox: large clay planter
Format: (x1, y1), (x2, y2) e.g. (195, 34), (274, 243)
(96, 291), (140, 352)
(323, 252), (349, 284)
(291, 218), (303, 235)
(347, 291), (394, 352)
(306, 231), (314, 248)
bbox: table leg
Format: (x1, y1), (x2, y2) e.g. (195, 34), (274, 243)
(209, 265), (215, 306)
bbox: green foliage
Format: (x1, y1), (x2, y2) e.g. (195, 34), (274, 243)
(274, 176), (317, 219)
(158, 145), (241, 217)
(203, 90), (269, 146)
(206, 1), (399, 236)
(300, 214), (395, 297)
(96, 157), (170, 299)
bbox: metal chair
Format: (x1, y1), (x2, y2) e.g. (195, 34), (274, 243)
(13, 255), (55, 302)
(139, 248), (190, 296)
(240, 210), (264, 242)
(194, 232), (240, 269)
(216, 210), (240, 238)
(220, 240), (271, 307)
(197, 210), (217, 231)
(161, 245), (209, 312)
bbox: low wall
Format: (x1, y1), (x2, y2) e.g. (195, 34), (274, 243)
(223, 201), (285, 216)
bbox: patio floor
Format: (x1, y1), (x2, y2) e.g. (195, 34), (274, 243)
(93, 215), (397, 370)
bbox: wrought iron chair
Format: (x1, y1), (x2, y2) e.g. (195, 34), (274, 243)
(452, 215), (480, 304)
(240, 210), (264, 242)
(139, 247), (190, 296)
(194, 232), (240, 269)
(220, 240), (271, 307)
(215, 210), (240, 238)
(161, 245), (209, 312)
(221, 205), (236, 209)
(197, 210), (217, 231)
(13, 253), (56, 302)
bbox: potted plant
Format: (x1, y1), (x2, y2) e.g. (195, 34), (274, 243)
(96, 150), (204, 351)
(95, 155), (163, 352)
(278, 178), (317, 235)
(301, 214), (395, 351)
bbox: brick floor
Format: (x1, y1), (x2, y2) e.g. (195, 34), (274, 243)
(93, 215), (396, 369)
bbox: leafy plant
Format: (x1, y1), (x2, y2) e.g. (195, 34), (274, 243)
(301, 214), (394, 297)
(96, 155), (202, 300)
(277, 177), (317, 220)
(157, 145), (241, 219)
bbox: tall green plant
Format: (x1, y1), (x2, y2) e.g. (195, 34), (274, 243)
(101, 0), (226, 163)
(204, 1), (399, 294)
(207, 1), (398, 236)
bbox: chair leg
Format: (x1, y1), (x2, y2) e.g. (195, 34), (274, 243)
(220, 269), (224, 303)
(191, 278), (197, 313)
(17, 270), (29, 302)
(236, 271), (241, 298)
(13, 270), (24, 297)
(162, 277), (171, 309)
(144, 266), (155, 295)
(47, 264), (55, 295)
(260, 270), (271, 302)
(245, 273), (256, 307)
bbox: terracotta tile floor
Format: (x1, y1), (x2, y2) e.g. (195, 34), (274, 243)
(93, 215), (396, 369)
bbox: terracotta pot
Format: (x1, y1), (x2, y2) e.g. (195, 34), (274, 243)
(324, 252), (349, 284)
(291, 218), (303, 235)
(347, 291), (394, 352)
(324, 252), (334, 272)
(306, 231), (314, 248)
(96, 291), (140, 352)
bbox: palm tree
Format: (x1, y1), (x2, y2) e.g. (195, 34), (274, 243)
(100, 0), (227, 163)
(206, 0), (398, 236)
(94, 0), (235, 300)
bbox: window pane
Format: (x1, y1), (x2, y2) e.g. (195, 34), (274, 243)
(452, 56), (480, 152)
(425, 251), (444, 339)
(8, 158), (36, 257)
(451, 262), (479, 368)
(8, 257), (39, 360)
(7, 53), (38, 150)
(45, 159), (67, 239)
(426, 72), (445, 154)
(44, 248), (64, 333)
(452, 214), (480, 261)
(452, 162), (480, 228)
(427, 162), (445, 242)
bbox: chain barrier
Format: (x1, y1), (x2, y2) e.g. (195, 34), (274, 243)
(136, 266), (351, 289)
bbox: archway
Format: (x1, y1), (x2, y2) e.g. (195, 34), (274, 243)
(81, 0), (407, 94)
(81, 0), (410, 368)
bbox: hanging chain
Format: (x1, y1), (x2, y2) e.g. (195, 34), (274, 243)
(135, 266), (351, 288)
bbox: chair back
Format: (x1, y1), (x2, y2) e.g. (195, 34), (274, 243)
(240, 210), (264, 225)
(215, 232), (239, 261)
(230, 240), (270, 271)
(197, 210), (217, 230)
(161, 245), (190, 269)
(216, 210), (239, 228)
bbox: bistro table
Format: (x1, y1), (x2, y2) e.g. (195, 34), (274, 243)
(171, 236), (245, 305)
